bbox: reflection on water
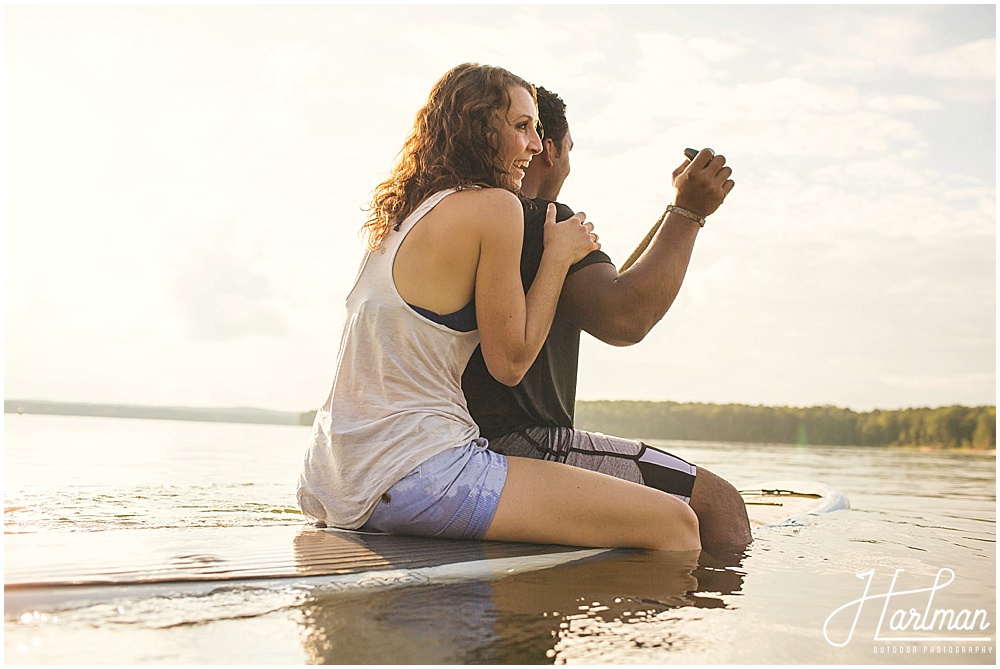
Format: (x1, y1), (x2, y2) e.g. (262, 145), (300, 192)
(298, 583), (502, 664)
(492, 548), (746, 664)
(294, 546), (747, 664)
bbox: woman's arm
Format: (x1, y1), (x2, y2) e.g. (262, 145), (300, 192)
(473, 190), (598, 386)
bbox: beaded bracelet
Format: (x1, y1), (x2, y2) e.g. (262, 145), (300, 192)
(665, 204), (707, 227)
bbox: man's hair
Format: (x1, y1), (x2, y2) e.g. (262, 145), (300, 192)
(363, 63), (536, 250)
(536, 86), (569, 153)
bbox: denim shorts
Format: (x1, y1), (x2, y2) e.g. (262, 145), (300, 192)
(360, 438), (508, 540)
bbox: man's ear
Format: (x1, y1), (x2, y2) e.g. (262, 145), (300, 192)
(539, 137), (558, 167)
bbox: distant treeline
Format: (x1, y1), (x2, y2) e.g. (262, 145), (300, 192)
(5, 400), (302, 426)
(11, 399), (994, 449)
(575, 401), (996, 449)
(296, 401), (995, 448)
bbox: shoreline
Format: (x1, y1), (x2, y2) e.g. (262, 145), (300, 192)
(5, 399), (995, 451)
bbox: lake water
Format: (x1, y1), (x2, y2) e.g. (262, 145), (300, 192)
(4, 413), (996, 664)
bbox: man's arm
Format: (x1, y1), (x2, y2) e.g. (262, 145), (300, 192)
(558, 212), (700, 345)
(558, 149), (735, 346)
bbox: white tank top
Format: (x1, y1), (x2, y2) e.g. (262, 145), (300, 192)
(297, 189), (482, 529)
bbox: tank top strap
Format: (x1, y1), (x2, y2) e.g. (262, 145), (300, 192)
(391, 189), (460, 237)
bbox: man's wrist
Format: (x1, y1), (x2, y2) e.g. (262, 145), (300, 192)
(665, 204), (707, 227)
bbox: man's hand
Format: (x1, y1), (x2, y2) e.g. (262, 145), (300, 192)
(671, 148), (735, 218)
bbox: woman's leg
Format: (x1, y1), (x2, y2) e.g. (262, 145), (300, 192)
(490, 428), (750, 548)
(483, 455), (701, 552)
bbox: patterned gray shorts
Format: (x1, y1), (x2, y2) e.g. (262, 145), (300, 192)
(489, 427), (696, 503)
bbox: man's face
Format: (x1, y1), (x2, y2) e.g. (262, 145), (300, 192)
(550, 129), (573, 192)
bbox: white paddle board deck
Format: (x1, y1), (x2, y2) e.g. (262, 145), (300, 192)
(5, 480), (847, 612)
(4, 526), (608, 611)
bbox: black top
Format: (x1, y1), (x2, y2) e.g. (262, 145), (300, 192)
(462, 197), (613, 439)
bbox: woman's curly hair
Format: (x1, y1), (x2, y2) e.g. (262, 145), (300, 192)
(363, 63), (536, 250)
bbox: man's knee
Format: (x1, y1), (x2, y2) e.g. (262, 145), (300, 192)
(692, 467), (742, 506)
(690, 466), (752, 547)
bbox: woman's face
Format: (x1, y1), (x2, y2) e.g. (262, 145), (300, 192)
(494, 86), (542, 189)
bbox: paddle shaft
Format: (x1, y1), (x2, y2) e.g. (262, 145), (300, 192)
(619, 149), (701, 273)
(619, 213), (666, 272)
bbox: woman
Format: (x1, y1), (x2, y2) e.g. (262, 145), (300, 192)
(298, 63), (700, 552)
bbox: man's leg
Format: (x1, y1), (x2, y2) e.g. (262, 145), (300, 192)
(687, 467), (752, 548)
(489, 427), (751, 548)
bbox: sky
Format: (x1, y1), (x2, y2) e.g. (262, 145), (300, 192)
(3, 3), (996, 414)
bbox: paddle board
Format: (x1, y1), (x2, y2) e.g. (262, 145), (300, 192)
(5, 480), (847, 612)
(740, 480), (850, 527)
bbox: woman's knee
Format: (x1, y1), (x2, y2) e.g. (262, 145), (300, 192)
(625, 487), (700, 551)
(654, 497), (701, 552)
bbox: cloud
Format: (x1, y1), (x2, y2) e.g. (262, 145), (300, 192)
(909, 38), (996, 81)
(167, 221), (289, 342)
(144, 94), (230, 169)
(264, 41), (328, 97)
(787, 13), (926, 79)
(69, 30), (136, 88)
(866, 94), (942, 112)
(687, 36), (745, 63)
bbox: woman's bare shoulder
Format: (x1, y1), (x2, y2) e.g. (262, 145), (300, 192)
(441, 188), (524, 238)
(443, 188), (522, 224)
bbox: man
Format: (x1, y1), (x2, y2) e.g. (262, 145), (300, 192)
(462, 87), (751, 547)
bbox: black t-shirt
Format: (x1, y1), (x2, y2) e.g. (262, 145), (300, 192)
(462, 197), (613, 439)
